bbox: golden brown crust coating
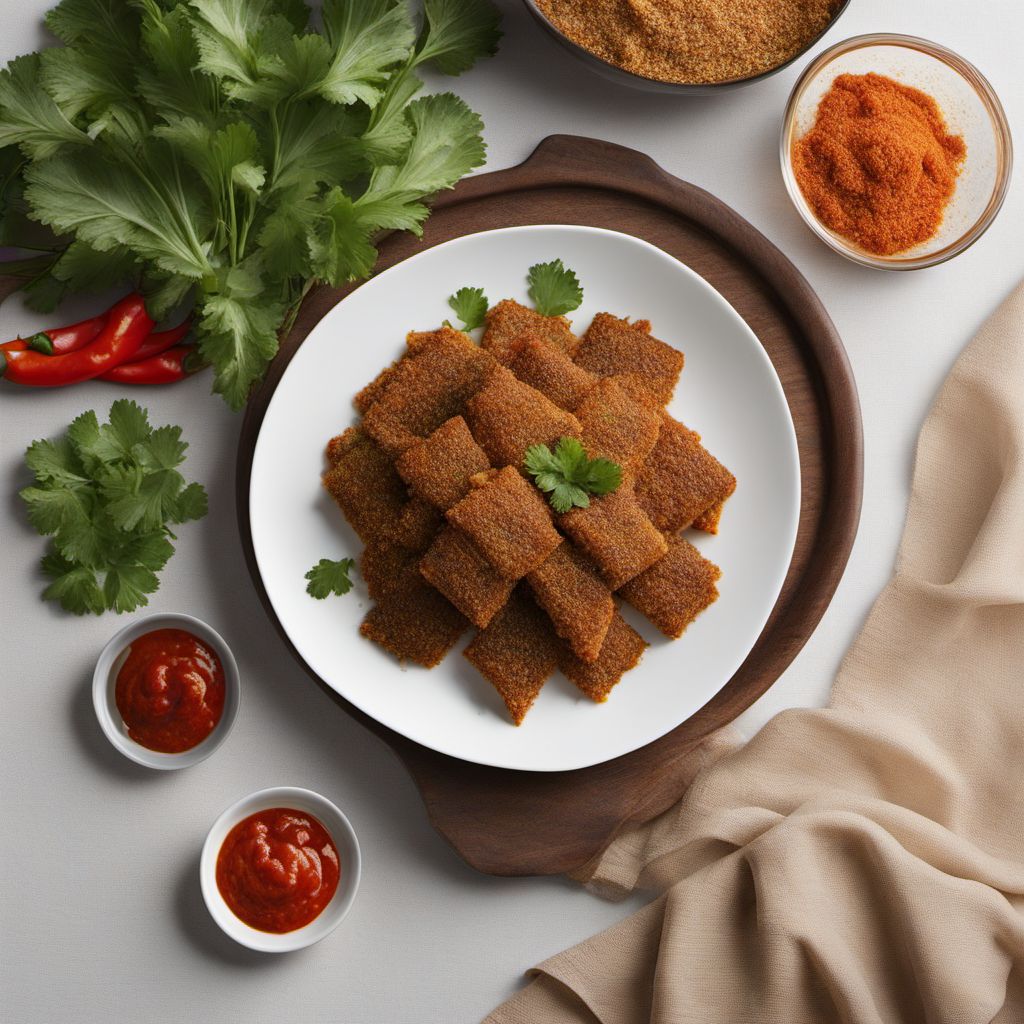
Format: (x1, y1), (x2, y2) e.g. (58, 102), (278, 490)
(362, 333), (496, 456)
(463, 589), (560, 724)
(360, 543), (421, 602)
(692, 499), (725, 534)
(633, 414), (736, 534)
(507, 335), (596, 410)
(481, 299), (579, 364)
(387, 497), (444, 552)
(360, 565), (467, 668)
(419, 528), (515, 629)
(465, 370), (583, 469)
(395, 415), (490, 511)
(560, 487), (668, 590)
(574, 377), (662, 472)
(446, 466), (562, 580)
(559, 609), (647, 703)
(527, 544), (614, 663)
(574, 313), (684, 407)
(620, 534), (721, 639)
(322, 428), (406, 543)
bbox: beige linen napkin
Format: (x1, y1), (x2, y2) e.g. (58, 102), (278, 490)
(487, 280), (1024, 1024)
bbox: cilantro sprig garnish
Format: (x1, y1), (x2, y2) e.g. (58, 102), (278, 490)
(446, 286), (488, 331)
(524, 437), (622, 514)
(527, 259), (584, 317)
(20, 400), (208, 615)
(0, 0), (502, 409)
(305, 557), (355, 599)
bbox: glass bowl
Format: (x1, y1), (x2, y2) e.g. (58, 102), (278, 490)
(522, 0), (853, 94)
(780, 34), (1012, 270)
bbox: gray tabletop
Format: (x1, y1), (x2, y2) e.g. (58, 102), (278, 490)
(3, 1), (1022, 1021)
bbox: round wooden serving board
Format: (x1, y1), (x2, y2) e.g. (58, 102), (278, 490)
(236, 135), (863, 877)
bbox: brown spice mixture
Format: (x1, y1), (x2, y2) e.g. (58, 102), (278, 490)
(792, 73), (967, 256)
(536, 0), (839, 85)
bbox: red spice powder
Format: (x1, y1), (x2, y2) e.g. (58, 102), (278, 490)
(792, 72), (966, 256)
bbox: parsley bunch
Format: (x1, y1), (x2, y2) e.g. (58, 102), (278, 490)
(20, 400), (208, 615)
(0, 0), (501, 408)
(524, 437), (622, 514)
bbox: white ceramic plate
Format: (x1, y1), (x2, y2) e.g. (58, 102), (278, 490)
(250, 225), (800, 772)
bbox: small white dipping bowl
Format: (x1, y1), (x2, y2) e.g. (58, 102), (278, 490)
(92, 612), (240, 770)
(200, 787), (361, 953)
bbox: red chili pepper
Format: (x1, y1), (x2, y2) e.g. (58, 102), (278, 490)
(0, 314), (106, 355)
(131, 317), (193, 361)
(100, 345), (201, 385)
(0, 295), (153, 387)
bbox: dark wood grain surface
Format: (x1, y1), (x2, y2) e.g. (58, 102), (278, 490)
(236, 135), (863, 877)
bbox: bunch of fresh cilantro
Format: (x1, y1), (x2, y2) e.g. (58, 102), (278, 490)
(20, 400), (208, 614)
(0, 0), (501, 407)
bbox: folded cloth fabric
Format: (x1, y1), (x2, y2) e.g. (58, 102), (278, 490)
(486, 280), (1024, 1024)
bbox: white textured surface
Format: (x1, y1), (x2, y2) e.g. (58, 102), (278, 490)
(1, 1), (1021, 1021)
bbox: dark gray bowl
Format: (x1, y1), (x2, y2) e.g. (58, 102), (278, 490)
(521, 0), (853, 94)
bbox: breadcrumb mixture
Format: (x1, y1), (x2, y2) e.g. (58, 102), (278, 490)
(537, 0), (839, 85)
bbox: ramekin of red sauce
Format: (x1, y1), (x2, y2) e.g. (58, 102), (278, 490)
(201, 788), (362, 952)
(94, 614), (239, 769)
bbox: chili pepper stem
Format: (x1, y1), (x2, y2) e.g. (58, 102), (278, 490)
(27, 332), (54, 355)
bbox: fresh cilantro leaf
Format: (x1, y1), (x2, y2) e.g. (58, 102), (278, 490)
(523, 437), (623, 513)
(415, 0), (502, 76)
(45, 0), (142, 63)
(447, 286), (488, 331)
(308, 186), (378, 284)
(169, 481), (209, 523)
(38, 42), (139, 131)
(527, 259), (584, 317)
(582, 457), (623, 496)
(137, 3), (220, 126)
(318, 0), (416, 107)
(41, 545), (106, 616)
(21, 404), (207, 615)
(51, 240), (139, 296)
(0, 54), (90, 159)
(23, 143), (214, 279)
(360, 68), (423, 165)
(197, 260), (287, 408)
(355, 93), (485, 235)
(103, 563), (160, 614)
(305, 557), (355, 599)
(24, 436), (88, 487)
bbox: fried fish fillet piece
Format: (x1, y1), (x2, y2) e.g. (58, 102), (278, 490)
(465, 370), (582, 469)
(395, 415), (490, 511)
(574, 377), (662, 473)
(560, 487), (668, 590)
(559, 608), (647, 703)
(362, 330), (497, 456)
(419, 527), (514, 629)
(481, 299), (579, 364)
(387, 497), (444, 552)
(620, 534), (721, 639)
(574, 313), (684, 407)
(463, 588), (560, 725)
(527, 543), (614, 664)
(360, 563), (467, 668)
(507, 335), (597, 410)
(446, 467), (562, 580)
(633, 414), (736, 534)
(360, 543), (421, 602)
(322, 427), (406, 543)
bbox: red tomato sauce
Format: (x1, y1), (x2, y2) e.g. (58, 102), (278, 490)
(114, 628), (225, 753)
(216, 808), (340, 933)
